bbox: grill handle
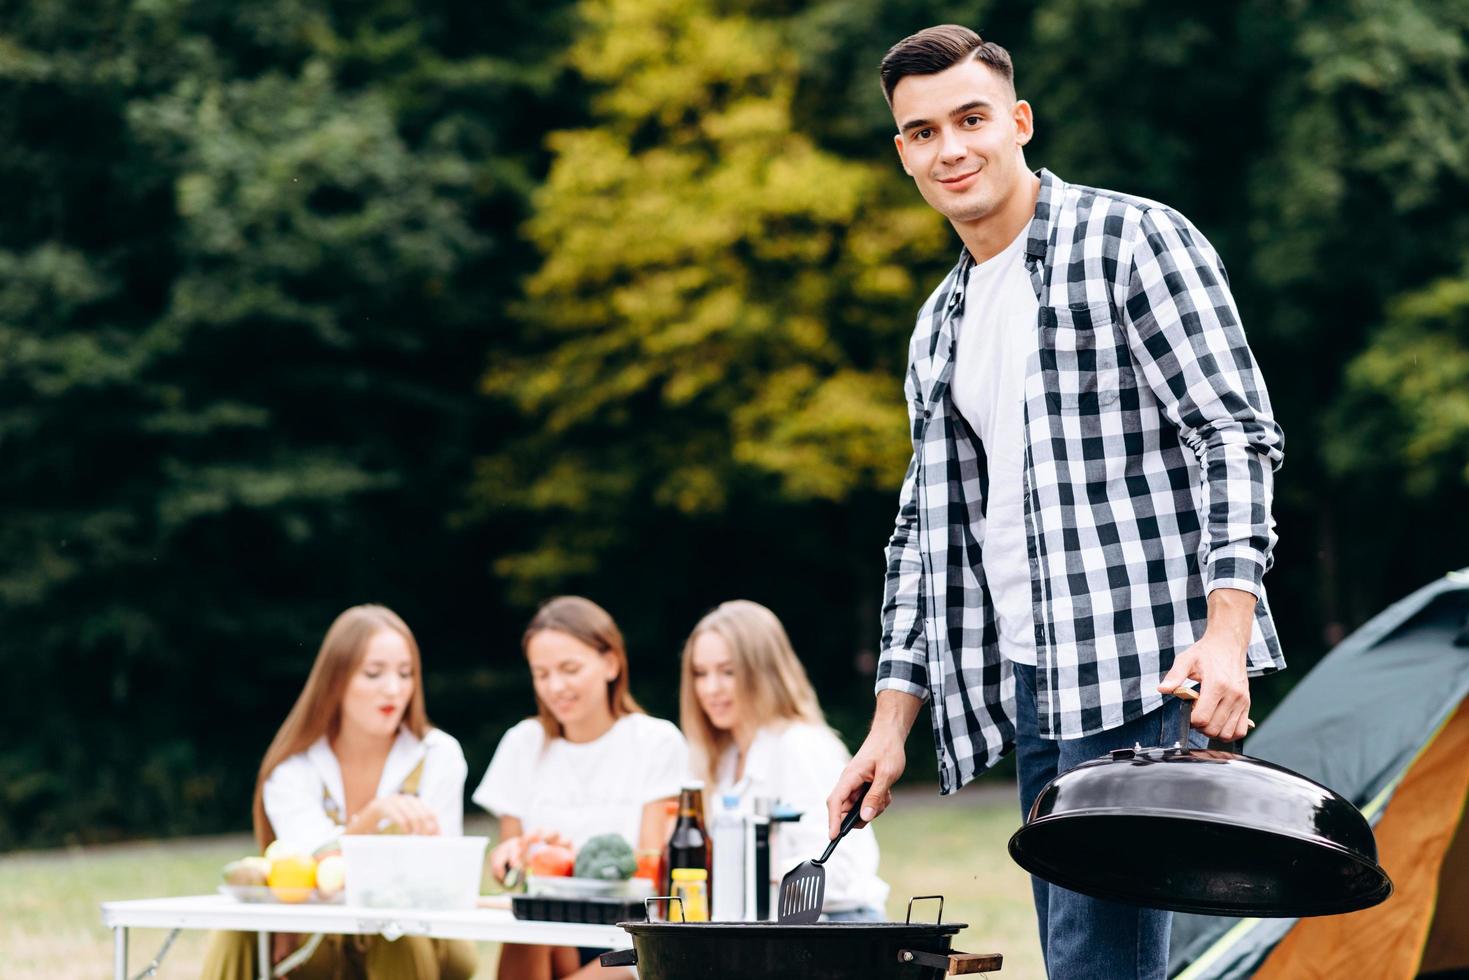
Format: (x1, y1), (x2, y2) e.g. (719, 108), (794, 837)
(897, 949), (1004, 975)
(1171, 681), (1254, 750)
(599, 947), (638, 967)
(906, 894), (944, 924)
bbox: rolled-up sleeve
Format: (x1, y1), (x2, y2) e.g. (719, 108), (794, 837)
(1123, 208), (1284, 599)
(420, 732), (468, 837)
(876, 358), (931, 700)
(263, 760), (340, 855)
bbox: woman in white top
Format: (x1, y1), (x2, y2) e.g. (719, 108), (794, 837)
(475, 596), (687, 980)
(200, 604), (475, 980)
(681, 600), (889, 919)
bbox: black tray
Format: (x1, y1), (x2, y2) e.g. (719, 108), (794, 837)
(511, 894), (648, 925)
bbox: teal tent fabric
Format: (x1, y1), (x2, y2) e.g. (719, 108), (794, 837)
(1168, 569), (1469, 980)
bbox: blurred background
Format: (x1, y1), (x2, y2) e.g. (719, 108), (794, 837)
(3, 0), (1468, 852)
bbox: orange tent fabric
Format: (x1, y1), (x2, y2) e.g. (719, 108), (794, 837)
(1420, 773), (1469, 976)
(1253, 698), (1469, 980)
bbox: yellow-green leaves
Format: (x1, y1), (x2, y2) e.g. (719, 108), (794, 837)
(477, 0), (944, 595)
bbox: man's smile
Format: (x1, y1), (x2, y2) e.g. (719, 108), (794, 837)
(936, 169), (981, 188)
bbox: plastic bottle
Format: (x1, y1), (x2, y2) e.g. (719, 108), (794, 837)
(670, 867), (710, 922)
(710, 794), (745, 920)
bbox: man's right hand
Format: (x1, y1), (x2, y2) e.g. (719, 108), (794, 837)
(825, 690), (922, 836)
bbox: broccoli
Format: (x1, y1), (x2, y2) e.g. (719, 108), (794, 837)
(574, 833), (637, 880)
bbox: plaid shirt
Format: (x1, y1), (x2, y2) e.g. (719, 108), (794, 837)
(877, 169), (1285, 794)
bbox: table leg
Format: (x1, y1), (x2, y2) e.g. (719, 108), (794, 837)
(257, 931), (270, 980)
(113, 927), (128, 980)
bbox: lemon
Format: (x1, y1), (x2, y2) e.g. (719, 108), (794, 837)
(268, 853), (317, 903)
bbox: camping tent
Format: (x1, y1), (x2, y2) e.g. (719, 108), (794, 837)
(1168, 568), (1469, 979)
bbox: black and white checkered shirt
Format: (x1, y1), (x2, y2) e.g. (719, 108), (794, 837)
(877, 169), (1285, 794)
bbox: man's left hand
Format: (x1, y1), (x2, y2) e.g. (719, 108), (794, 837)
(1157, 588), (1256, 742)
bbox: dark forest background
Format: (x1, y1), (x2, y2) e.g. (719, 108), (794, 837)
(4, 0), (1468, 848)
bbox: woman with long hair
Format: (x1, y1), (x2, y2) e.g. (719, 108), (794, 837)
(200, 604), (476, 980)
(475, 596), (687, 980)
(681, 600), (888, 920)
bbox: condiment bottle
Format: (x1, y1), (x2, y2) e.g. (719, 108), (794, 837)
(670, 867), (710, 922)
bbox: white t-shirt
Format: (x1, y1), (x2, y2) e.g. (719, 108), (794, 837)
(950, 227), (1040, 666)
(473, 713), (688, 851)
(711, 722), (889, 914)
(262, 727), (468, 855)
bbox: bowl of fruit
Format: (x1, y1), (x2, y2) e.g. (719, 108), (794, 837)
(219, 841), (346, 905)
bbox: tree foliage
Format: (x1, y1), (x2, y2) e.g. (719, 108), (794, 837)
(0, 0), (573, 848)
(1329, 270), (1469, 496)
(474, 0), (947, 598)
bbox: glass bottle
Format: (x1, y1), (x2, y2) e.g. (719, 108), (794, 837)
(653, 797), (678, 910)
(662, 782), (712, 900)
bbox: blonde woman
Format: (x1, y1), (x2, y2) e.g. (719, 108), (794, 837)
(199, 604), (476, 980)
(681, 600), (889, 920)
(474, 596), (687, 980)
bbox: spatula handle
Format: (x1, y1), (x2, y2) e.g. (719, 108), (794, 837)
(817, 781), (872, 865)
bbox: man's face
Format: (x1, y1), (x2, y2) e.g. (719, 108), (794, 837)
(890, 58), (1033, 226)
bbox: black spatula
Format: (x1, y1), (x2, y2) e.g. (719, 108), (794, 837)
(777, 781), (871, 924)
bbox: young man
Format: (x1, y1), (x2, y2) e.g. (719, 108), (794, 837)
(825, 25), (1285, 978)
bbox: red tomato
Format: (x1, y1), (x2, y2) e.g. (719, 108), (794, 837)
(525, 843), (576, 877)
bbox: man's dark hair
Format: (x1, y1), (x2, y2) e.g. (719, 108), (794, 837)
(879, 25), (1015, 107)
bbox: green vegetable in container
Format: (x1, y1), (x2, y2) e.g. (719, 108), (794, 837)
(574, 833), (637, 880)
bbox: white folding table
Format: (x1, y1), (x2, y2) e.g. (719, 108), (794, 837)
(99, 894), (629, 980)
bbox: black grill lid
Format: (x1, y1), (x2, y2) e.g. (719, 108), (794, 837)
(1008, 747), (1392, 917)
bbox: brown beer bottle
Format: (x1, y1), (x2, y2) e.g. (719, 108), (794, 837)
(662, 782), (712, 902)
(653, 798), (678, 902)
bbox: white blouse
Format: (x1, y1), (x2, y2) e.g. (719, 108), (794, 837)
(262, 727), (467, 854)
(473, 713), (688, 850)
(712, 721), (890, 913)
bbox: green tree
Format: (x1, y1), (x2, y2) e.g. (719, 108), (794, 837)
(1244, 0), (1469, 632)
(1328, 271), (1469, 497)
(475, 0), (946, 602)
(0, 0), (576, 847)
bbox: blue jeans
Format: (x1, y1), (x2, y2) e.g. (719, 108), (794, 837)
(1013, 662), (1204, 980)
(820, 906), (885, 922)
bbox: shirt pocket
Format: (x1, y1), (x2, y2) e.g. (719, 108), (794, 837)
(1039, 301), (1136, 412)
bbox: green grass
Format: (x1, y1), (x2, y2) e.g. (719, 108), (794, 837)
(877, 791), (1044, 979)
(0, 789), (1043, 979)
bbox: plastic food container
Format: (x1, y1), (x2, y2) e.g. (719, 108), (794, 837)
(340, 836), (489, 910)
(525, 874), (654, 900)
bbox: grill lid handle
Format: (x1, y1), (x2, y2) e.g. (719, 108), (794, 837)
(898, 949), (1004, 974)
(1171, 681), (1254, 750)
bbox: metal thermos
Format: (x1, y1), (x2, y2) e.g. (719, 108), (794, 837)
(752, 798), (773, 920)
